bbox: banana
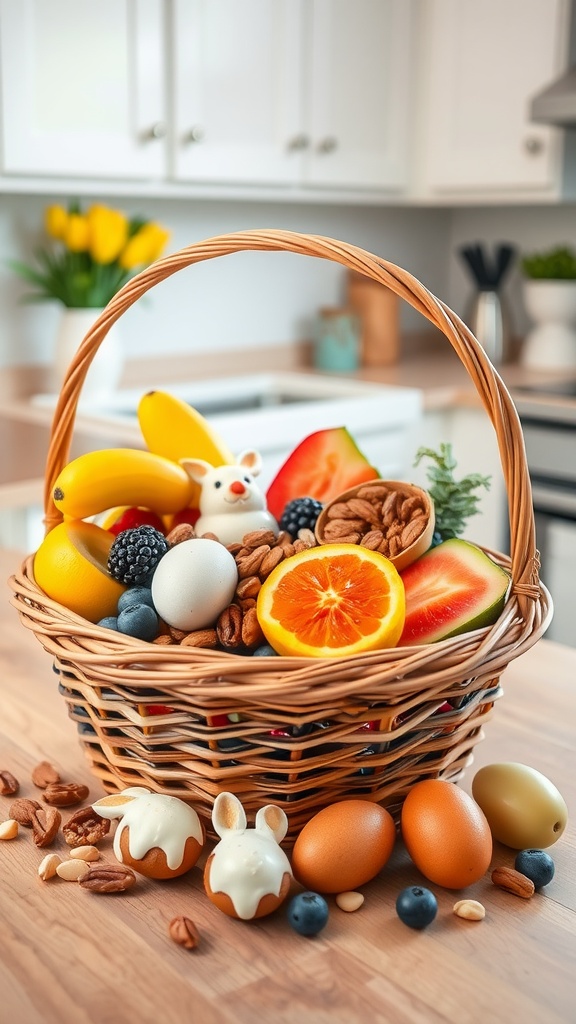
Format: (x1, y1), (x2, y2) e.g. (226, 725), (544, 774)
(52, 448), (194, 520)
(137, 390), (234, 466)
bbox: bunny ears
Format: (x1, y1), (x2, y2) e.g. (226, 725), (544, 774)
(212, 792), (288, 844)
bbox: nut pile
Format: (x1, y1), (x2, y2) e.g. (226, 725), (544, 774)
(318, 483), (429, 559)
(154, 526), (317, 652)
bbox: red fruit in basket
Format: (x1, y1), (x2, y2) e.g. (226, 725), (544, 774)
(107, 507), (167, 536)
(398, 538), (511, 646)
(265, 427), (379, 521)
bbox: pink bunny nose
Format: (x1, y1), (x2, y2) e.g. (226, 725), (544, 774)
(229, 481), (246, 495)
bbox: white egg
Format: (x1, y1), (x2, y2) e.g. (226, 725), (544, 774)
(151, 538), (238, 631)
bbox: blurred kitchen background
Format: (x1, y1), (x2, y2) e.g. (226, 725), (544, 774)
(2, 0), (576, 644)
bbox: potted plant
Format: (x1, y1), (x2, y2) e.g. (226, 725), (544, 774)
(520, 245), (576, 369)
(10, 202), (170, 400)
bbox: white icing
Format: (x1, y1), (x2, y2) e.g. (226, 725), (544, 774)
(208, 830), (292, 919)
(109, 793), (204, 870)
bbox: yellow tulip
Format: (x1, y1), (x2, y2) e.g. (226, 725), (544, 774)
(44, 204), (68, 241)
(87, 204), (129, 264)
(64, 213), (90, 252)
(119, 223), (170, 269)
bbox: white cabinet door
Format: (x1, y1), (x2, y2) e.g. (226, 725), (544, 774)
(0, 0), (166, 180)
(304, 0), (412, 190)
(171, 0), (302, 185)
(421, 0), (569, 196)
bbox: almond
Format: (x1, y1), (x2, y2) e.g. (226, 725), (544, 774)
(335, 891), (365, 912)
(491, 865), (535, 899)
(69, 845), (101, 862)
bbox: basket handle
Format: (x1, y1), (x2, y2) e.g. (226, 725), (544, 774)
(43, 228), (540, 614)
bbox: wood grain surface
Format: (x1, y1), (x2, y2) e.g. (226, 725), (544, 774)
(1, 549), (575, 1024)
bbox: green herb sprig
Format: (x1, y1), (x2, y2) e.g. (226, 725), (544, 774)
(414, 443), (491, 541)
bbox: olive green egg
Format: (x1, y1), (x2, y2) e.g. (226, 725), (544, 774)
(471, 762), (568, 850)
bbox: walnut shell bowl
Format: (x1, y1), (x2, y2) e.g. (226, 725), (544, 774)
(314, 479), (435, 572)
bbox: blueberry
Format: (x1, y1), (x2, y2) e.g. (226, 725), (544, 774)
(117, 586), (155, 612)
(252, 644), (278, 657)
(396, 886), (438, 929)
(286, 892), (329, 936)
(515, 849), (555, 888)
(97, 616), (119, 631)
(116, 604), (159, 642)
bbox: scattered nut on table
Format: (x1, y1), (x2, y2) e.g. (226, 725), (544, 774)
(0, 819), (19, 840)
(38, 853), (62, 880)
(335, 892), (365, 912)
(491, 866), (535, 899)
(56, 859), (92, 882)
(453, 899), (486, 921)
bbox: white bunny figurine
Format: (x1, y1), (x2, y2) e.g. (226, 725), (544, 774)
(203, 792), (293, 920)
(181, 450), (279, 546)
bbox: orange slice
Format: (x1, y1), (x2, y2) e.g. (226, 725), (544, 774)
(256, 544), (406, 658)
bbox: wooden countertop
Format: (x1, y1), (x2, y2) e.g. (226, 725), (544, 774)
(1, 546), (575, 1024)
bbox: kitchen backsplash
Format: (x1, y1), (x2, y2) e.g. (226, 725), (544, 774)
(2, 192), (576, 372)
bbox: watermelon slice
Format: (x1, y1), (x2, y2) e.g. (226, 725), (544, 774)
(398, 538), (511, 646)
(266, 427), (379, 521)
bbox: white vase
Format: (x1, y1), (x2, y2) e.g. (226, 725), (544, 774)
(53, 307), (124, 404)
(521, 280), (576, 369)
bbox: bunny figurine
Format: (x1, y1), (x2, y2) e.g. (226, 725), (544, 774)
(203, 792), (293, 920)
(181, 450), (279, 546)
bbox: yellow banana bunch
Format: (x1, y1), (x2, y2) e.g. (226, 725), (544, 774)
(52, 448), (194, 520)
(137, 390), (234, 509)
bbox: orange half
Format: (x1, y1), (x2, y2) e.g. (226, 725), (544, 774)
(256, 543), (406, 658)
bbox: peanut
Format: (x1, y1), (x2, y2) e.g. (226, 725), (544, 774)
(453, 899), (486, 921)
(335, 891), (365, 912)
(38, 853), (62, 880)
(56, 859), (92, 882)
(0, 819), (19, 840)
(69, 845), (101, 862)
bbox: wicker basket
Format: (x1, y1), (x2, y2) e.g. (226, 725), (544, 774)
(9, 230), (552, 843)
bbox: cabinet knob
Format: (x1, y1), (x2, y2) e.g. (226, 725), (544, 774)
(317, 136), (338, 154)
(287, 133), (309, 151)
(142, 121), (167, 141)
(183, 125), (205, 144)
(524, 136), (544, 156)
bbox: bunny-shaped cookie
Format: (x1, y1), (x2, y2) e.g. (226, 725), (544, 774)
(204, 792), (293, 920)
(181, 450), (279, 546)
(93, 786), (205, 879)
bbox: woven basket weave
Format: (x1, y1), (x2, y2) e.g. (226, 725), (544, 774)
(9, 230), (552, 843)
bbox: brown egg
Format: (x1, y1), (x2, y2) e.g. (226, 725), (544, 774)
(291, 800), (396, 894)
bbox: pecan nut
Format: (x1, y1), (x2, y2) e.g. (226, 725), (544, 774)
(9, 797), (41, 826)
(169, 915), (200, 949)
(31, 806), (62, 847)
(0, 769), (20, 795)
(63, 806), (110, 846)
(79, 863), (137, 893)
(31, 760), (61, 789)
(216, 604), (243, 649)
(42, 782), (90, 807)
(491, 866), (535, 898)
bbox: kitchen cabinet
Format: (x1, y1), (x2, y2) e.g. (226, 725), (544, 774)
(0, 0), (167, 180)
(416, 0), (573, 201)
(0, 0), (413, 195)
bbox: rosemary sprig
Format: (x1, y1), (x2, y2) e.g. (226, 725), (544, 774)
(414, 443), (491, 541)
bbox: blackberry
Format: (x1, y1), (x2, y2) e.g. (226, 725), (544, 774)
(279, 496), (323, 537)
(108, 525), (169, 585)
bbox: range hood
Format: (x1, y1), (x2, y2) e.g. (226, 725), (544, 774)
(531, 66), (576, 125)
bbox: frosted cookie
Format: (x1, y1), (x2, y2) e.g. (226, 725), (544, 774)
(92, 787), (204, 879)
(204, 792), (292, 920)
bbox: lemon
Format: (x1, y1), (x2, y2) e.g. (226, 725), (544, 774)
(33, 520), (126, 622)
(256, 543), (406, 658)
